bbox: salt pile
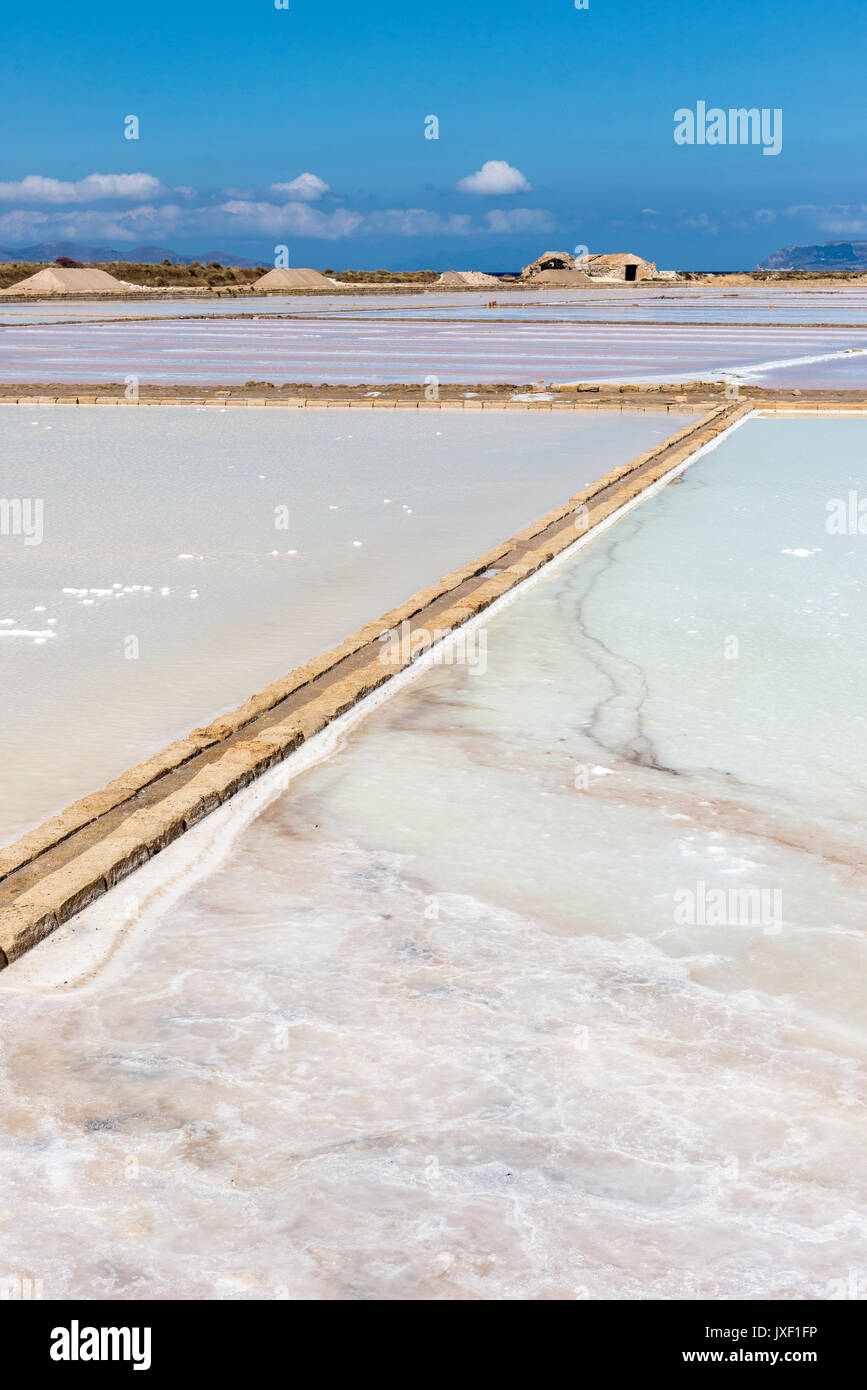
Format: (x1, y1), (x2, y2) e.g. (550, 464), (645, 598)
(0, 266), (145, 295)
(436, 270), (501, 287)
(252, 267), (340, 290)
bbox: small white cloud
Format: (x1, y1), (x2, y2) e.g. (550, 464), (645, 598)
(269, 173), (330, 201)
(641, 207), (659, 215)
(456, 160), (531, 195)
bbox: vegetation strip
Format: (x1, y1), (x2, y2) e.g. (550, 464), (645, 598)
(0, 401), (749, 966)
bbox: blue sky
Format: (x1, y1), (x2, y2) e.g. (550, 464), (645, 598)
(1, 0), (864, 268)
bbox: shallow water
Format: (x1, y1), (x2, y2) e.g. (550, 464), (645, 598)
(6, 285), (867, 325)
(2, 318), (866, 388)
(1, 414), (863, 1300)
(0, 405), (692, 842)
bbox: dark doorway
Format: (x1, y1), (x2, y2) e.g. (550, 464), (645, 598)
(624, 264), (638, 282)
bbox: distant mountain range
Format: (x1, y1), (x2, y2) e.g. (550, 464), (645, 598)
(757, 241), (867, 272)
(0, 240), (259, 267)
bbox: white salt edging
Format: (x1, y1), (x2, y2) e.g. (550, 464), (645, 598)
(721, 346), (865, 384)
(1, 409), (753, 994)
(622, 346), (864, 388)
(755, 407), (867, 417)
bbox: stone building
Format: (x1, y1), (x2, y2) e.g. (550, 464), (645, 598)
(521, 250), (658, 283)
(575, 252), (657, 282)
(521, 251), (578, 277)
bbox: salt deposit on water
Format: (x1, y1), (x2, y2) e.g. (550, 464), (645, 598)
(6, 285), (867, 326)
(0, 405), (692, 842)
(1, 415), (863, 1299)
(2, 319), (866, 386)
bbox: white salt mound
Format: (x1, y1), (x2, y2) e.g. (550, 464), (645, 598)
(436, 270), (502, 287)
(253, 267), (340, 290)
(0, 266), (145, 295)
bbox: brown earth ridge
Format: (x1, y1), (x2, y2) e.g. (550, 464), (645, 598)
(2, 383), (865, 408)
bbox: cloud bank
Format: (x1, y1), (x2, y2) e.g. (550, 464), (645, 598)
(0, 171), (554, 245)
(0, 173), (162, 204)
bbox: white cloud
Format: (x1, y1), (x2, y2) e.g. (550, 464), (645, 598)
(456, 160), (531, 195)
(483, 208), (553, 234)
(0, 203), (184, 244)
(268, 173), (330, 201)
(773, 203), (867, 235)
(0, 209), (52, 240)
(0, 173), (162, 204)
(817, 219), (867, 236)
(363, 208), (474, 237)
(785, 202), (866, 221)
(207, 201), (548, 239)
(680, 212), (718, 234)
(216, 200), (362, 239)
(78, 174), (163, 201)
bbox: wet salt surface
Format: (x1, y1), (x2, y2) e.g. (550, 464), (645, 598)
(6, 285), (867, 325)
(2, 318), (866, 388)
(0, 404), (692, 843)
(746, 350), (867, 388)
(1, 415), (864, 1300)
